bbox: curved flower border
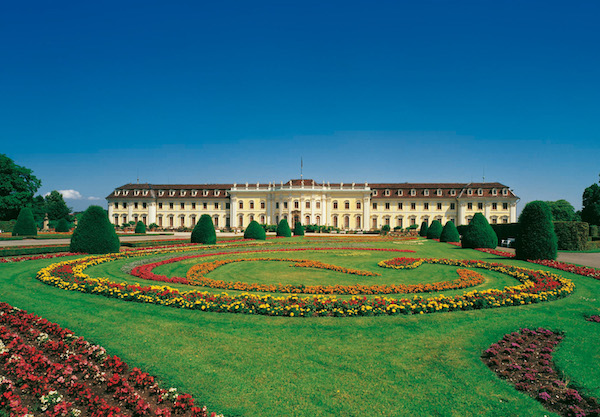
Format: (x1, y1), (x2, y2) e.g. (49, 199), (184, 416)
(35, 242), (574, 317)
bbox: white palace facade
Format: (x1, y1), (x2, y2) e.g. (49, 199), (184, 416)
(106, 179), (519, 231)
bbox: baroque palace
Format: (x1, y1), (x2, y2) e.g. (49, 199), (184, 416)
(106, 179), (518, 231)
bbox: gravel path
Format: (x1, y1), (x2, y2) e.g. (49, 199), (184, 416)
(496, 247), (600, 269)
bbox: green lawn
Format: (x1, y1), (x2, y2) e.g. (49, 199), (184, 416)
(1, 237), (599, 416)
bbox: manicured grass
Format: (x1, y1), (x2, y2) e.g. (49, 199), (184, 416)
(1, 238), (599, 416)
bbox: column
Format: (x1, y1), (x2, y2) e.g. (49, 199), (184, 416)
(363, 196), (370, 231)
(107, 203), (114, 222)
(148, 202), (157, 225)
(323, 195), (329, 226)
(510, 202), (517, 223)
(457, 201), (464, 226)
(230, 196), (237, 229)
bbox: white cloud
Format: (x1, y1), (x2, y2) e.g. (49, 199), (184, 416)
(58, 189), (83, 200)
(87, 196), (101, 201)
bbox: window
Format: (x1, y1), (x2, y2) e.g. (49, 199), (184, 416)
(450, 203), (455, 210)
(356, 216), (361, 229)
(276, 202), (279, 209)
(316, 201), (321, 209)
(214, 216), (219, 227)
(306, 215), (311, 225)
(437, 203), (442, 210)
(158, 216), (162, 227)
(397, 218), (403, 228)
(214, 203), (219, 209)
(373, 190), (378, 196)
(203, 202), (208, 210)
(478, 188), (483, 196)
(306, 201), (311, 209)
(492, 188), (497, 196)
(502, 217), (509, 224)
(491, 217), (498, 224)
(226, 203), (230, 209)
(284, 202), (288, 209)
(249, 215), (254, 222)
(239, 201), (244, 209)
(411, 203), (416, 210)
(372, 217), (377, 229)
(294, 201), (299, 209)
(134, 202), (138, 209)
(503, 188), (509, 196)
(158, 203), (163, 209)
(397, 190), (403, 196)
(261, 201), (266, 209)
(410, 189), (416, 196)
(333, 201), (338, 209)
(142, 202), (147, 209)
(467, 189), (473, 196)
(424, 190), (429, 196)
(385, 202), (390, 210)
(372, 202), (377, 210)
(356, 201), (361, 209)
(169, 203), (174, 210)
(260, 215), (266, 224)
(437, 189), (442, 196)
(385, 189), (390, 196)
(180, 217), (185, 227)
(398, 202), (403, 210)
(123, 202), (127, 209)
(503, 203), (508, 210)
(192, 191), (197, 196)
(316, 215), (321, 225)
(180, 203), (185, 209)
(344, 201), (350, 209)
(450, 189), (456, 196)
(192, 203), (196, 209)
(492, 203), (497, 210)
(333, 216), (338, 228)
(114, 202), (118, 209)
(169, 190), (175, 196)
(180, 191), (185, 196)
(477, 202), (483, 210)
(424, 203), (429, 210)
(410, 217), (416, 226)
(250, 201), (255, 209)
(467, 203), (473, 210)
(203, 190), (209, 196)
(238, 215), (243, 228)
(191, 216), (196, 226)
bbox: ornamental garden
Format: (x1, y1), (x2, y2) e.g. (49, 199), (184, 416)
(1, 207), (600, 416)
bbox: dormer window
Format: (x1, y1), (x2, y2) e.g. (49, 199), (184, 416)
(467, 189), (473, 196)
(397, 190), (403, 196)
(169, 190), (175, 196)
(385, 189), (390, 196)
(477, 188), (483, 196)
(410, 189), (416, 196)
(215, 190), (220, 196)
(123, 190), (129, 196)
(424, 189), (429, 196)
(436, 189), (442, 196)
(115, 190), (120, 196)
(158, 190), (164, 196)
(450, 189), (456, 196)
(203, 190), (209, 196)
(134, 190), (140, 196)
(191, 190), (197, 196)
(180, 190), (186, 196)
(143, 190), (148, 196)
(373, 190), (378, 196)
(492, 188), (497, 196)
(502, 188), (508, 196)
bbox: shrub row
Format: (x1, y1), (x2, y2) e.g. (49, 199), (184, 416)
(553, 221), (589, 251)
(0, 245), (71, 257)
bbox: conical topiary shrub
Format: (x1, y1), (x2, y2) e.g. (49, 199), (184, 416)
(515, 201), (558, 260)
(426, 220), (443, 239)
(244, 220), (266, 240)
(461, 213), (498, 249)
(55, 218), (71, 233)
(191, 214), (217, 244)
(276, 219), (292, 237)
(419, 221), (429, 237)
(134, 221), (146, 234)
(293, 221), (305, 236)
(440, 221), (460, 243)
(70, 205), (120, 254)
(12, 207), (37, 236)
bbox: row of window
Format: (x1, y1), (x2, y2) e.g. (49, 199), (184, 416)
(114, 189), (227, 197)
(372, 188), (509, 197)
(114, 202), (230, 210)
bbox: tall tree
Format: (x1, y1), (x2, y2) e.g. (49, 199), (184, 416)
(545, 199), (579, 222)
(0, 154), (42, 220)
(45, 190), (72, 220)
(582, 181), (600, 226)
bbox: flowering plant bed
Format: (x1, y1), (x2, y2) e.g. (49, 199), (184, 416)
(0, 302), (222, 417)
(0, 252), (84, 263)
(482, 328), (600, 417)
(586, 315), (600, 323)
(530, 259), (600, 281)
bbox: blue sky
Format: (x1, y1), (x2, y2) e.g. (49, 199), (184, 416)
(1, 1), (598, 213)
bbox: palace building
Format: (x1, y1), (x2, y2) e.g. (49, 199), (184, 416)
(106, 180), (519, 230)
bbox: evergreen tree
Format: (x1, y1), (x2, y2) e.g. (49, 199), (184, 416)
(0, 154), (42, 220)
(293, 221), (305, 236)
(70, 206), (120, 254)
(419, 221), (429, 237)
(12, 207), (37, 236)
(244, 220), (266, 240)
(439, 221), (460, 243)
(461, 213), (498, 249)
(191, 214), (217, 244)
(134, 221), (146, 234)
(55, 218), (71, 233)
(45, 191), (71, 221)
(545, 199), (579, 222)
(276, 218), (292, 237)
(426, 220), (443, 239)
(582, 182), (600, 226)
(515, 201), (557, 260)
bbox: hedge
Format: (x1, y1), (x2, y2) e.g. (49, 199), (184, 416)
(191, 214), (217, 244)
(419, 221), (428, 237)
(440, 221), (460, 243)
(553, 221), (589, 251)
(491, 223), (520, 241)
(0, 245), (71, 257)
(12, 207), (37, 236)
(70, 206), (120, 254)
(461, 213), (498, 249)
(0, 220), (16, 233)
(515, 201), (557, 260)
(134, 221), (147, 234)
(426, 220), (443, 239)
(244, 220), (266, 240)
(276, 219), (292, 237)
(293, 221), (305, 236)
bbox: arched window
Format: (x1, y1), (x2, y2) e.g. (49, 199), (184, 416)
(238, 215), (244, 227)
(239, 201), (244, 209)
(249, 200), (255, 209)
(305, 215), (310, 225)
(333, 216), (338, 227)
(356, 201), (361, 209)
(260, 215), (265, 223)
(344, 216), (350, 228)
(316, 215), (321, 226)
(344, 201), (350, 210)
(333, 201), (338, 209)
(356, 216), (361, 229)
(372, 217), (377, 229)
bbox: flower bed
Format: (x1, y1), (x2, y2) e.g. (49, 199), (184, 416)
(0, 302), (222, 417)
(530, 259), (600, 280)
(482, 328), (600, 416)
(586, 315), (600, 323)
(0, 252), (84, 263)
(35, 243), (574, 317)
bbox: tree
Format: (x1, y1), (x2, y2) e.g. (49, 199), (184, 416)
(30, 195), (47, 225)
(55, 218), (71, 233)
(545, 199), (579, 222)
(45, 191), (72, 221)
(515, 201), (557, 260)
(426, 220), (443, 239)
(12, 207), (37, 236)
(0, 154), (42, 220)
(293, 221), (305, 236)
(276, 219), (292, 237)
(70, 206), (120, 254)
(381, 224), (391, 234)
(191, 214), (216, 244)
(244, 220), (266, 240)
(419, 221), (428, 237)
(440, 221), (460, 243)
(134, 221), (146, 234)
(461, 213), (498, 249)
(582, 182), (600, 226)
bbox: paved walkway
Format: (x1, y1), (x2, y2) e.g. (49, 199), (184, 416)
(496, 247), (600, 269)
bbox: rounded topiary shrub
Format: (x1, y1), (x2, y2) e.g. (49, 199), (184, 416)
(134, 221), (146, 234)
(461, 213), (498, 249)
(70, 205), (120, 254)
(440, 221), (460, 243)
(276, 219), (292, 237)
(244, 220), (266, 240)
(293, 221), (305, 236)
(12, 207), (37, 236)
(55, 218), (71, 233)
(191, 214), (217, 244)
(419, 221), (429, 237)
(426, 220), (443, 239)
(515, 201), (558, 260)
